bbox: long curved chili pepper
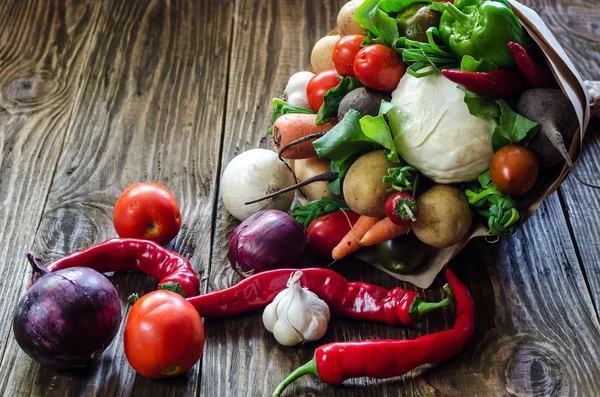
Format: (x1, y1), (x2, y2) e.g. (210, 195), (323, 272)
(29, 238), (200, 297)
(441, 68), (526, 98)
(272, 267), (474, 396)
(187, 267), (452, 327)
(508, 42), (554, 89)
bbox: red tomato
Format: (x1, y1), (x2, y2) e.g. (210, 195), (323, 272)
(332, 34), (366, 77)
(113, 182), (182, 245)
(490, 144), (539, 196)
(124, 290), (204, 379)
(353, 44), (406, 92)
(306, 69), (340, 112)
(307, 210), (360, 257)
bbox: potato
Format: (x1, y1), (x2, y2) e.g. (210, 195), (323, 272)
(412, 185), (473, 248)
(337, 0), (366, 36)
(291, 157), (335, 201)
(310, 35), (340, 73)
(343, 150), (394, 217)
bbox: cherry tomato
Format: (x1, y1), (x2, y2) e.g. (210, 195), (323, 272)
(353, 44), (406, 92)
(490, 144), (539, 196)
(124, 290), (204, 379)
(113, 182), (182, 245)
(306, 69), (340, 112)
(332, 34), (366, 77)
(307, 210), (360, 257)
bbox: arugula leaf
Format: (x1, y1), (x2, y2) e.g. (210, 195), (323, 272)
(491, 100), (540, 151)
(355, 0), (400, 47)
(316, 77), (362, 125)
(459, 87), (501, 118)
(313, 108), (400, 193)
(267, 98), (314, 134)
(460, 56), (497, 73)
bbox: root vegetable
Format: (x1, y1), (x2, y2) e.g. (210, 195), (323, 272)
(272, 114), (334, 159)
(343, 150), (395, 217)
(337, 87), (390, 120)
(220, 149), (295, 221)
(332, 215), (381, 260)
(359, 217), (411, 247)
(412, 185), (473, 248)
(291, 157), (335, 201)
(517, 88), (599, 188)
(311, 35), (340, 73)
(337, 0), (366, 36)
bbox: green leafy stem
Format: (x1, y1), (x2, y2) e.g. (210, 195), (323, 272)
(292, 197), (349, 228)
(396, 27), (459, 78)
(464, 172), (520, 235)
(383, 166), (420, 196)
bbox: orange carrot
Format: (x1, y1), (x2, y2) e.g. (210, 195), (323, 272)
(359, 217), (411, 247)
(332, 216), (381, 260)
(272, 114), (335, 159)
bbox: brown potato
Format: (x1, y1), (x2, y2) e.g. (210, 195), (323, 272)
(310, 35), (340, 73)
(337, 0), (366, 36)
(412, 185), (473, 248)
(291, 157), (335, 201)
(342, 150), (394, 217)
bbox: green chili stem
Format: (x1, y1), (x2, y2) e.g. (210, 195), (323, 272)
(417, 284), (453, 317)
(272, 358), (318, 397)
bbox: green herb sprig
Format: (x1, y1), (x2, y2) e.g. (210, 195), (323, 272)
(383, 166), (420, 196)
(292, 197), (349, 227)
(395, 28), (459, 78)
(464, 171), (520, 235)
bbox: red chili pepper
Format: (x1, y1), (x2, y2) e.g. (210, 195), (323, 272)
(188, 267), (452, 327)
(508, 42), (554, 89)
(442, 68), (526, 98)
(272, 267), (474, 396)
(31, 238), (200, 297)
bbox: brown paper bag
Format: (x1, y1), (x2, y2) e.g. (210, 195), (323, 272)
(308, 1), (592, 289)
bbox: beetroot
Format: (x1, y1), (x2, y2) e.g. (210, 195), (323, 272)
(12, 255), (122, 369)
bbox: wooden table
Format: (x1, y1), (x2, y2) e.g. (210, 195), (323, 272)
(1, 0), (599, 395)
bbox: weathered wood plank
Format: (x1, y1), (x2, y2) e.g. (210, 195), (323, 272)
(0, 0), (102, 391)
(411, 194), (600, 396)
(537, 0), (600, 317)
(0, 0), (233, 396)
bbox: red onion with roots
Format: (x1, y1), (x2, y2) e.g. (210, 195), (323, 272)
(12, 254), (122, 369)
(228, 210), (308, 277)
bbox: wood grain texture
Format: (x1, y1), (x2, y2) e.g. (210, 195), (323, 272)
(0, 0), (233, 395)
(0, 0), (102, 390)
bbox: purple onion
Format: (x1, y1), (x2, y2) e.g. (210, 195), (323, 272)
(228, 210), (307, 277)
(12, 255), (122, 369)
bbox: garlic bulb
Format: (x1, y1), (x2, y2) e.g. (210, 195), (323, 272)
(262, 271), (330, 346)
(282, 72), (314, 109)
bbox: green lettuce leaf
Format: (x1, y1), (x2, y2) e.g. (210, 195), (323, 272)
(491, 100), (540, 151)
(316, 77), (362, 125)
(355, 0), (400, 47)
(313, 107), (400, 193)
(460, 89), (540, 151)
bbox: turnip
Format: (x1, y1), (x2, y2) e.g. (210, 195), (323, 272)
(517, 89), (599, 188)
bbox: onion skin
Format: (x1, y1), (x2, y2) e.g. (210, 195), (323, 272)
(228, 210), (308, 277)
(13, 258), (122, 369)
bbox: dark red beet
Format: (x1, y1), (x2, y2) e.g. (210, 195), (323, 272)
(228, 210), (307, 277)
(12, 255), (122, 369)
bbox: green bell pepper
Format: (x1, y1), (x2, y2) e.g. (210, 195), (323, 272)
(439, 0), (529, 69)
